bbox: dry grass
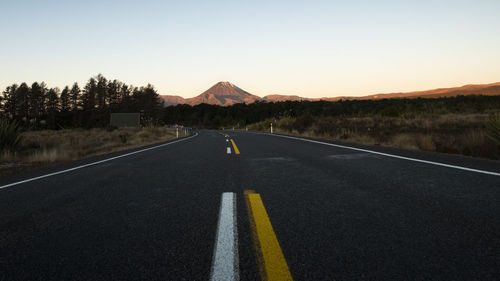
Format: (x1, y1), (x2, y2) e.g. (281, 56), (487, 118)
(250, 114), (500, 159)
(0, 127), (179, 169)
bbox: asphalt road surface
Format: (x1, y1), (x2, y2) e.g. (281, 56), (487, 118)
(1, 130), (499, 281)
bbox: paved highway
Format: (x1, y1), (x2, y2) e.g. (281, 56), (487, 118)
(1, 130), (499, 280)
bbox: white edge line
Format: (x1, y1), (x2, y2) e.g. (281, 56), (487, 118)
(253, 132), (500, 177)
(0, 133), (199, 190)
(227, 147), (232, 154)
(210, 192), (239, 281)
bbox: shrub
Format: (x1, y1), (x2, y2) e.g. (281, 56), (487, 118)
(415, 135), (436, 151)
(0, 119), (22, 152)
(314, 117), (337, 136)
(486, 116), (500, 145)
(380, 106), (403, 117)
(293, 113), (314, 134)
(276, 117), (295, 132)
(145, 126), (163, 137)
(119, 134), (129, 144)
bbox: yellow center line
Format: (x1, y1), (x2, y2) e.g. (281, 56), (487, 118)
(245, 190), (293, 281)
(230, 139), (240, 154)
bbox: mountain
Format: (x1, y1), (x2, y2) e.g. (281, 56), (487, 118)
(191, 82), (259, 106)
(160, 81), (500, 106)
(317, 82), (500, 101)
(160, 95), (186, 106)
(262, 95), (312, 102)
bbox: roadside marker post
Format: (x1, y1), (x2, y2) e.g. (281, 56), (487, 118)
(270, 122), (273, 134)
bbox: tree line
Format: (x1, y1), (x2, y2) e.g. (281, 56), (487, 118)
(2, 75), (500, 130)
(0, 74), (164, 129)
(164, 94), (500, 128)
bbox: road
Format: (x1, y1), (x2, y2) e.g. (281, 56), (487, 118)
(1, 130), (499, 281)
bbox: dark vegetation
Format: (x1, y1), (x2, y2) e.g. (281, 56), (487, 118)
(165, 95), (500, 159)
(1, 74), (164, 130)
(164, 95), (500, 129)
(0, 74), (170, 174)
(0, 119), (21, 152)
(2, 74), (500, 160)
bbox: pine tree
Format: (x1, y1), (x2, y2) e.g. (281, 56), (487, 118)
(132, 84), (163, 124)
(82, 78), (97, 111)
(107, 79), (121, 110)
(96, 74), (107, 110)
(46, 88), (60, 114)
(15, 83), (30, 123)
(2, 84), (18, 119)
(60, 86), (70, 112)
(46, 88), (60, 129)
(29, 82), (46, 120)
(69, 82), (81, 111)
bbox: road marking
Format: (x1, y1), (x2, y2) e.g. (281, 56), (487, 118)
(227, 147), (232, 154)
(245, 190), (293, 281)
(210, 192), (239, 281)
(255, 132), (500, 177)
(0, 133), (199, 190)
(243, 190), (261, 278)
(230, 139), (240, 155)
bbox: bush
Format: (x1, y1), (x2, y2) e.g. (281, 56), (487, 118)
(276, 117), (295, 132)
(0, 119), (22, 152)
(486, 116), (500, 145)
(119, 134), (129, 144)
(145, 126), (163, 137)
(314, 117), (337, 136)
(293, 113), (314, 133)
(380, 106), (403, 117)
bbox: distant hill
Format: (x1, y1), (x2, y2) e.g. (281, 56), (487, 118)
(161, 95), (187, 106)
(160, 81), (500, 106)
(159, 82), (260, 106)
(262, 95), (312, 102)
(319, 82), (500, 101)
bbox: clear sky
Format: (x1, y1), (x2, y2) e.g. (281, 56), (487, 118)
(1, 0), (499, 98)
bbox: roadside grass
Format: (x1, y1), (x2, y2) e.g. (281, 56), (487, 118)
(248, 114), (500, 160)
(0, 127), (179, 176)
(0, 119), (22, 152)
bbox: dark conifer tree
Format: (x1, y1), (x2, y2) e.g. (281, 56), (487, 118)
(60, 86), (70, 112)
(96, 74), (107, 111)
(2, 84), (18, 119)
(15, 83), (30, 123)
(29, 82), (46, 120)
(132, 84), (163, 124)
(107, 79), (121, 111)
(46, 88), (60, 129)
(46, 88), (60, 114)
(82, 78), (97, 111)
(69, 82), (81, 111)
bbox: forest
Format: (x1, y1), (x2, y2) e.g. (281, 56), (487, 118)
(0, 74), (164, 129)
(164, 95), (500, 129)
(2, 74), (500, 130)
